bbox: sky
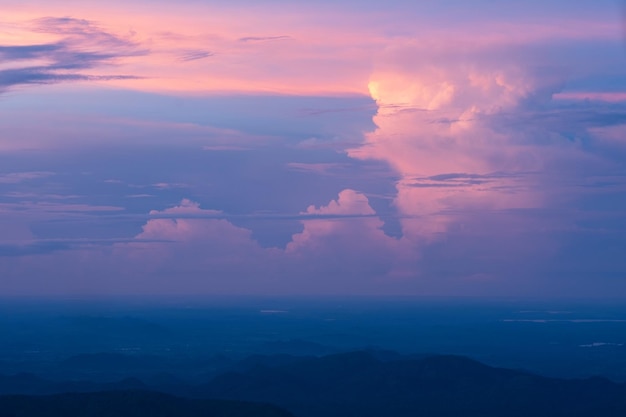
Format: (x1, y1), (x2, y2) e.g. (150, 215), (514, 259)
(1, 0), (626, 297)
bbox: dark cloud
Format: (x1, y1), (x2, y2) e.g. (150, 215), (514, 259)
(0, 17), (147, 92)
(0, 68), (138, 88)
(408, 172), (530, 189)
(0, 44), (63, 60)
(0, 241), (73, 257)
(0, 237), (175, 257)
(488, 103), (626, 146)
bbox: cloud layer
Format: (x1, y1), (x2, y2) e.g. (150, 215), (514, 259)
(0, 0), (625, 297)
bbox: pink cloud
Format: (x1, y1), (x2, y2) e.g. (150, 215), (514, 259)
(3, 1), (618, 97)
(0, 193), (417, 295)
(130, 194), (408, 288)
(1, 1), (624, 296)
(302, 189), (376, 216)
(127, 199), (264, 262)
(346, 38), (584, 247)
(284, 190), (415, 289)
(287, 189), (381, 252)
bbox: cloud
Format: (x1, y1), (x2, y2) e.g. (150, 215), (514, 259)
(0, 43), (62, 60)
(151, 182), (190, 190)
(0, 201), (123, 214)
(177, 49), (214, 62)
(341, 29), (626, 278)
(0, 240), (73, 257)
(407, 172), (531, 189)
(348, 39), (589, 241)
(125, 199), (266, 268)
(286, 162), (352, 176)
(147, 198), (221, 217)
(0, 193), (411, 294)
(238, 35), (292, 42)
(0, 238), (140, 257)
(0, 17), (146, 93)
(133, 193), (394, 255)
(554, 92), (626, 103)
(126, 194), (154, 199)
(0, 171), (55, 184)
(32, 17), (141, 53)
(284, 190), (413, 287)
(0, 68), (138, 89)
(202, 145), (252, 151)
(1, 2), (625, 296)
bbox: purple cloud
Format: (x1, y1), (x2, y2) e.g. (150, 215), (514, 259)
(0, 17), (145, 92)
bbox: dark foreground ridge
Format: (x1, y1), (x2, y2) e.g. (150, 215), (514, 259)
(201, 351), (626, 417)
(2, 352), (626, 417)
(0, 390), (294, 417)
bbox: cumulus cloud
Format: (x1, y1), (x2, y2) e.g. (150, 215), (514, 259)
(0, 192), (414, 294)
(131, 193), (403, 274)
(338, 28), (626, 294)
(116, 199), (270, 285)
(147, 198), (220, 217)
(348, 36), (617, 247)
(282, 190), (414, 289)
(286, 189), (379, 252)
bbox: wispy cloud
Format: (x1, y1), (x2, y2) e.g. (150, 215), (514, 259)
(286, 162), (351, 175)
(0, 240), (73, 257)
(238, 35), (291, 42)
(0, 43), (62, 60)
(0, 201), (124, 214)
(0, 237), (170, 257)
(0, 171), (55, 184)
(408, 172), (533, 189)
(0, 17), (146, 92)
(177, 49), (214, 62)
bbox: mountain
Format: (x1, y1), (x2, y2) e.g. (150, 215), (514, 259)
(4, 351), (626, 417)
(61, 353), (168, 371)
(201, 351), (626, 417)
(0, 373), (148, 396)
(0, 390), (294, 417)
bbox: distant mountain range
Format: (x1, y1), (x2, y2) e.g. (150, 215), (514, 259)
(200, 352), (626, 417)
(0, 390), (293, 417)
(2, 351), (626, 417)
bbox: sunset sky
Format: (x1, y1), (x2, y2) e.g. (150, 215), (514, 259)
(1, 0), (626, 297)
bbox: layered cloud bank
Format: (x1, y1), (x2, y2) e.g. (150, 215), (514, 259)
(1, 0), (625, 296)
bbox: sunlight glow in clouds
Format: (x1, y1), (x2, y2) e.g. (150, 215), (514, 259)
(353, 43), (546, 244)
(1, 0), (626, 296)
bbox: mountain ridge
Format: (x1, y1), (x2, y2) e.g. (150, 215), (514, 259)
(2, 351), (626, 417)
